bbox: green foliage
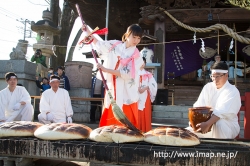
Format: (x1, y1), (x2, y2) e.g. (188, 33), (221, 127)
(36, 34), (41, 41)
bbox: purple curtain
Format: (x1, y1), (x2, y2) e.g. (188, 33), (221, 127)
(146, 38), (250, 79)
(164, 39), (216, 78)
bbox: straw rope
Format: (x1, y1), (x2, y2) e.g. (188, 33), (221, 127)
(159, 7), (250, 44)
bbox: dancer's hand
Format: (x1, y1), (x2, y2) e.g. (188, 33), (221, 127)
(138, 86), (149, 94)
(81, 24), (87, 31)
(96, 63), (106, 72)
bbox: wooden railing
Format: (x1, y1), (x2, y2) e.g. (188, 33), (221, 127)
(31, 96), (104, 109)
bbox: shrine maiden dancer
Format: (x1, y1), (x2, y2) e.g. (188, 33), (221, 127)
(84, 24), (144, 128)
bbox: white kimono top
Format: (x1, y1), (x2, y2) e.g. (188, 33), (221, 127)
(95, 40), (144, 109)
(0, 86), (31, 121)
(138, 69), (157, 110)
(40, 88), (73, 121)
(193, 81), (241, 138)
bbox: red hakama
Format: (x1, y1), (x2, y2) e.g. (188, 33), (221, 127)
(138, 91), (152, 132)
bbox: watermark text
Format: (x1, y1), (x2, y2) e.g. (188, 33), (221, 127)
(153, 151), (238, 159)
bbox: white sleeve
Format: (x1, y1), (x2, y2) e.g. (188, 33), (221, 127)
(95, 40), (119, 60)
(20, 87), (31, 104)
(148, 76), (158, 102)
(193, 84), (209, 107)
(212, 88), (241, 119)
(39, 91), (50, 114)
(0, 92), (6, 121)
(64, 90), (73, 117)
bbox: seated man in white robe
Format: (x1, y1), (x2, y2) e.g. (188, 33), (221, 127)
(0, 72), (34, 123)
(38, 75), (73, 124)
(187, 62), (241, 139)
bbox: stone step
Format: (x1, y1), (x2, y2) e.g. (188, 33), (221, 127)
(152, 123), (187, 128)
(152, 111), (188, 119)
(152, 117), (188, 125)
(167, 100), (195, 106)
(153, 105), (190, 112)
(153, 111), (245, 122)
(167, 99), (197, 106)
(152, 117), (245, 128)
(165, 86), (202, 106)
(173, 87), (202, 90)
(153, 105), (245, 120)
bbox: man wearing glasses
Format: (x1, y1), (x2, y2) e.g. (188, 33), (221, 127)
(193, 62), (241, 139)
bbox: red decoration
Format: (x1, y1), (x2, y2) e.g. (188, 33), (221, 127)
(78, 28), (108, 45)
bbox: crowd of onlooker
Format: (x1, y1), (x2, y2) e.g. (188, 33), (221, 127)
(31, 49), (71, 94)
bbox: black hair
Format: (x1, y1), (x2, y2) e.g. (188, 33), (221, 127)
(42, 77), (49, 81)
(5, 72), (18, 81)
(214, 54), (221, 58)
(50, 75), (60, 81)
(211, 62), (228, 70)
(57, 66), (64, 71)
(142, 57), (146, 64)
(122, 24), (143, 42)
(17, 83), (23, 86)
(36, 49), (42, 52)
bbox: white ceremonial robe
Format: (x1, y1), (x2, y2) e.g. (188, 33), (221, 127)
(138, 69), (157, 110)
(0, 86), (34, 122)
(38, 88), (73, 124)
(192, 81), (241, 139)
(95, 40), (144, 109)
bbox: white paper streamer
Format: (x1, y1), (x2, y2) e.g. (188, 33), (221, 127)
(200, 38), (205, 52)
(229, 38), (234, 50)
(193, 32), (196, 44)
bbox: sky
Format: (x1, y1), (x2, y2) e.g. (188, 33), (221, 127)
(0, 0), (63, 61)
(0, 0), (102, 70)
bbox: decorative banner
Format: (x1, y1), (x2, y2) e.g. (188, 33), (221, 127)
(144, 38), (250, 79)
(165, 39), (216, 78)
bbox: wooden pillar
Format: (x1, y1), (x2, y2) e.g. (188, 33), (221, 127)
(154, 20), (165, 89)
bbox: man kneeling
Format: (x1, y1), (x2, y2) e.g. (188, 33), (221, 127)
(38, 75), (73, 124)
(0, 72), (34, 123)
(188, 62), (241, 139)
